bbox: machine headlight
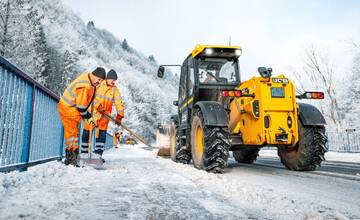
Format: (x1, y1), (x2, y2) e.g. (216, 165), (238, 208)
(235, 49), (242, 56)
(205, 48), (214, 55)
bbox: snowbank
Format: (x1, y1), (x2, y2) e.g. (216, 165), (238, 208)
(0, 145), (359, 220)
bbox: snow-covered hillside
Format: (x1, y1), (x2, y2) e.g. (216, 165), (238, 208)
(0, 0), (178, 139)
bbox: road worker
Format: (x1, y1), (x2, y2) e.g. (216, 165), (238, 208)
(81, 69), (124, 161)
(58, 67), (106, 166)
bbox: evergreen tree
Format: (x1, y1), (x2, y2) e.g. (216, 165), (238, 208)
(121, 39), (130, 51)
(60, 50), (78, 92)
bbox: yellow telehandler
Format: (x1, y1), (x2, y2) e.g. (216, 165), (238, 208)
(157, 44), (327, 173)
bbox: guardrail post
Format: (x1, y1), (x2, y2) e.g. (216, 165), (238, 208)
(346, 132), (351, 152)
(58, 124), (64, 161)
(20, 85), (35, 172)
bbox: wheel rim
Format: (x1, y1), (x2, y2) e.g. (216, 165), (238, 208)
(196, 126), (204, 156)
(191, 116), (204, 168)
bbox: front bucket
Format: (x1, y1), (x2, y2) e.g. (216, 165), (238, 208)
(155, 124), (172, 157)
(157, 147), (170, 157)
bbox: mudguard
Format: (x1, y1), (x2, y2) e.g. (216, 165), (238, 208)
(194, 101), (228, 127)
(298, 103), (326, 126)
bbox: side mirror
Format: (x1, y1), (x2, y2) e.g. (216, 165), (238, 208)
(173, 100), (179, 106)
(258, 67), (272, 78)
(157, 66), (165, 78)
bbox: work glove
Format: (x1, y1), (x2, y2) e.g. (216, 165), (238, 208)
(86, 117), (97, 127)
(115, 114), (123, 126)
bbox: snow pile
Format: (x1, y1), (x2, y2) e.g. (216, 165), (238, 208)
(1, 145), (359, 219)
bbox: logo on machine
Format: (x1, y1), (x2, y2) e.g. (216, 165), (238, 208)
(272, 78), (289, 84)
(241, 88), (249, 94)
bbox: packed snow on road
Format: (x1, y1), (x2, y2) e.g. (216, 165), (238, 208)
(1, 145), (359, 220)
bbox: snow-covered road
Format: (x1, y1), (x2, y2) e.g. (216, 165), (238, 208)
(1, 145), (359, 220)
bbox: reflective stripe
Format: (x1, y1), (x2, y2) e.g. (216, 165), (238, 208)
(96, 94), (114, 102)
(180, 96), (194, 111)
(65, 88), (76, 98)
(95, 142), (105, 147)
(64, 137), (78, 143)
(61, 96), (76, 107)
(82, 143), (89, 146)
(80, 111), (88, 116)
(64, 80), (91, 99)
(117, 110), (124, 114)
(77, 105), (88, 109)
(101, 115), (108, 119)
(68, 80), (90, 91)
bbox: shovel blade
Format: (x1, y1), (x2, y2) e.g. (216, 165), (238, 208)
(79, 158), (104, 167)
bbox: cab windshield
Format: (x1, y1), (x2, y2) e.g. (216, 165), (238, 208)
(197, 58), (239, 85)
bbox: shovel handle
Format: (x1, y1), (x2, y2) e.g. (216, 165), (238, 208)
(98, 107), (153, 148)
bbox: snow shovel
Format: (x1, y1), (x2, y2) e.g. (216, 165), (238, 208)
(79, 106), (103, 167)
(83, 126), (104, 167)
(97, 106), (155, 150)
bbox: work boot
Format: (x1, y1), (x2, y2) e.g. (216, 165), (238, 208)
(93, 149), (103, 156)
(64, 146), (79, 167)
(93, 149), (105, 163)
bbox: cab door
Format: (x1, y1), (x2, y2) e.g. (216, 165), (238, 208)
(178, 60), (188, 130)
(186, 57), (195, 124)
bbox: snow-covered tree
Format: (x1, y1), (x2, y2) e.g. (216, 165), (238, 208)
(292, 44), (341, 130)
(342, 43), (360, 130)
(0, 0), (178, 140)
(121, 39), (130, 51)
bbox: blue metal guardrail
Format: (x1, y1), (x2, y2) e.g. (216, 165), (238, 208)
(0, 56), (113, 172)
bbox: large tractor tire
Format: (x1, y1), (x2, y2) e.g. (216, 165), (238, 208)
(277, 120), (328, 171)
(233, 148), (260, 164)
(171, 124), (191, 164)
(190, 109), (230, 173)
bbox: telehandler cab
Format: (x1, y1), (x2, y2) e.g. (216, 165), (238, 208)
(158, 44), (327, 173)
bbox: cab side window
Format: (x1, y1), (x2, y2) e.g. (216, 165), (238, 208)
(179, 65), (187, 104)
(188, 58), (194, 96)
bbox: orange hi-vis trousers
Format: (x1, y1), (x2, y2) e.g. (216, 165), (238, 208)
(58, 101), (82, 150)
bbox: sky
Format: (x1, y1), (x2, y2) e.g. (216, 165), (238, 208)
(61, 0), (360, 79)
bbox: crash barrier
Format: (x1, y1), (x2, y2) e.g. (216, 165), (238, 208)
(264, 131), (360, 153)
(326, 131), (360, 153)
(0, 57), (113, 172)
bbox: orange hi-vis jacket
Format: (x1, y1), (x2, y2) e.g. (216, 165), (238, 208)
(58, 72), (96, 148)
(84, 80), (124, 131)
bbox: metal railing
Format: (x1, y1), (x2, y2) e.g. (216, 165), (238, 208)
(326, 131), (360, 153)
(0, 56), (113, 172)
(0, 56), (63, 172)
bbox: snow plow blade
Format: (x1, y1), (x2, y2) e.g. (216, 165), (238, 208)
(155, 124), (171, 157)
(157, 147), (170, 157)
